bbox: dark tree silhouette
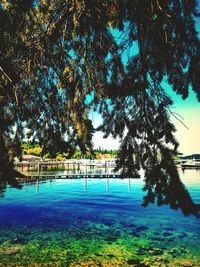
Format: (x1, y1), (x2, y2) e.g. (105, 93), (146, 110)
(0, 0), (199, 216)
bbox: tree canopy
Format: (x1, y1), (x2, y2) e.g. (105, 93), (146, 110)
(0, 0), (200, 216)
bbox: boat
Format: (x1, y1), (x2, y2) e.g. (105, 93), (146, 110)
(181, 159), (200, 169)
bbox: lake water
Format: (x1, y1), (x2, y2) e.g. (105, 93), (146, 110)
(0, 169), (200, 266)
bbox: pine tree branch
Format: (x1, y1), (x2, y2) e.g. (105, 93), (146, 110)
(0, 66), (13, 83)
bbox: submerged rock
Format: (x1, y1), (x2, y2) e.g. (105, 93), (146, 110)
(94, 253), (102, 257)
(153, 231), (161, 235)
(107, 253), (115, 258)
(104, 235), (118, 242)
(163, 227), (174, 231)
(159, 264), (167, 267)
(18, 230), (32, 236)
(151, 237), (166, 242)
(1, 246), (21, 255)
(179, 259), (194, 267)
(177, 233), (187, 239)
(127, 259), (142, 265)
(127, 259), (146, 266)
(131, 231), (140, 237)
(167, 248), (178, 256)
(136, 226), (149, 232)
(136, 247), (148, 255)
(162, 232), (172, 237)
(148, 248), (163, 256)
(136, 246), (153, 255)
(128, 223), (137, 227)
(12, 237), (26, 244)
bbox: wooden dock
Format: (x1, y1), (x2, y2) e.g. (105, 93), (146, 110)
(181, 164), (200, 169)
(18, 173), (140, 180)
(15, 160), (117, 173)
(15, 160), (141, 181)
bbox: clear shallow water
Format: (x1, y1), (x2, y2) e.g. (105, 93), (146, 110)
(0, 169), (200, 266)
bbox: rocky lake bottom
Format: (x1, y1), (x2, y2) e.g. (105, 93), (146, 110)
(0, 170), (200, 266)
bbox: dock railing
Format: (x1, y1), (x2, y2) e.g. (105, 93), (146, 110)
(14, 159), (141, 180)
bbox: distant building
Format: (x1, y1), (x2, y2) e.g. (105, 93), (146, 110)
(20, 154), (42, 162)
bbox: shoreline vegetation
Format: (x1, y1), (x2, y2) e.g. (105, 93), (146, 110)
(8, 143), (198, 182)
(21, 142), (118, 161)
(20, 142), (200, 162)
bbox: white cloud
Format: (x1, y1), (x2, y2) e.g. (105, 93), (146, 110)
(171, 106), (200, 155)
(92, 131), (120, 150)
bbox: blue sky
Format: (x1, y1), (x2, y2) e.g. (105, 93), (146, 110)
(91, 90), (200, 155)
(92, 11), (200, 155)
(167, 87), (200, 155)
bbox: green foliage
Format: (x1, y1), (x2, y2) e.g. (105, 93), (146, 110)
(96, 153), (103, 160)
(72, 150), (83, 159)
(94, 148), (118, 157)
(24, 146), (42, 156)
(21, 143), (117, 160)
(95, 153), (113, 160)
(56, 152), (69, 161)
(22, 143), (43, 156)
(172, 155), (180, 161)
(43, 153), (51, 159)
(0, 0), (12, 10)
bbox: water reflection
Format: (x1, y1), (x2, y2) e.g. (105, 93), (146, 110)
(143, 165), (200, 218)
(0, 182), (7, 198)
(25, 169), (200, 218)
(36, 179), (39, 194)
(33, 177), (133, 194)
(106, 178), (109, 192)
(0, 171), (22, 197)
(84, 177), (87, 192)
(128, 177), (131, 192)
(1, 167), (200, 218)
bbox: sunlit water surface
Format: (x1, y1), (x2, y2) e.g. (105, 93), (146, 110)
(0, 169), (200, 266)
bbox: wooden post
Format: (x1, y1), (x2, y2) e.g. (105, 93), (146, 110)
(36, 179), (39, 194)
(128, 177), (131, 192)
(37, 162), (40, 177)
(84, 177), (87, 192)
(73, 162), (75, 173)
(78, 162), (80, 172)
(106, 178), (109, 192)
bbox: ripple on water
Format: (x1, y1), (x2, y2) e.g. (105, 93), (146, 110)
(0, 170), (200, 266)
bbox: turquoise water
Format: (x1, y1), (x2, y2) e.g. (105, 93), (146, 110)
(0, 169), (200, 266)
